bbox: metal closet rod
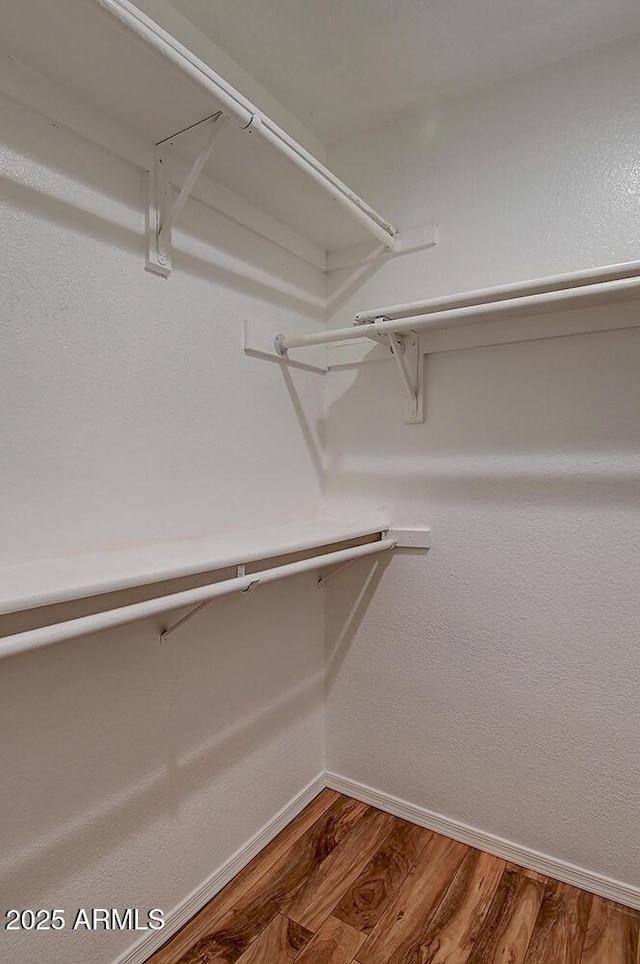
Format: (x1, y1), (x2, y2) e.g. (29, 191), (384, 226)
(354, 259), (640, 322)
(0, 538), (396, 661)
(95, 0), (397, 250)
(275, 261), (640, 353)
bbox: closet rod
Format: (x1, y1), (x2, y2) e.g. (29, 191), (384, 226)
(354, 259), (640, 323)
(0, 538), (395, 660)
(95, 0), (397, 249)
(275, 271), (640, 354)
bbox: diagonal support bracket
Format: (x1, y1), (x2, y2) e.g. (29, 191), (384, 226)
(160, 598), (212, 645)
(146, 112), (228, 277)
(160, 563), (259, 644)
(317, 557), (359, 589)
(318, 535), (398, 588)
(384, 326), (424, 423)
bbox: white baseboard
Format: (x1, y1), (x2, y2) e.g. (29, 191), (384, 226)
(115, 768), (640, 963)
(114, 772), (326, 964)
(325, 772), (640, 911)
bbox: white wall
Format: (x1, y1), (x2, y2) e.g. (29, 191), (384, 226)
(0, 74), (325, 964)
(324, 35), (640, 888)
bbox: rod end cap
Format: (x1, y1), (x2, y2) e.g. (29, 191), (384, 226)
(274, 333), (288, 357)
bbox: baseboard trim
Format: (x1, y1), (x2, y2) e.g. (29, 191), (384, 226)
(325, 771), (640, 911)
(114, 772), (326, 964)
(116, 767), (640, 963)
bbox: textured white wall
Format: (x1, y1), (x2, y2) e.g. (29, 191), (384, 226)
(324, 35), (640, 887)
(0, 85), (325, 963)
(0, 95), (325, 564)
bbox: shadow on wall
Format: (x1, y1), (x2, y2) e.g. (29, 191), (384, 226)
(0, 97), (323, 317)
(326, 453), (640, 508)
(325, 555), (389, 693)
(326, 259), (382, 316)
(279, 364), (325, 483)
(322, 323), (640, 509)
(320, 322), (640, 888)
(0, 575), (323, 900)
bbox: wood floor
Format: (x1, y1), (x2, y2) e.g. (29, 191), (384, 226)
(148, 790), (640, 964)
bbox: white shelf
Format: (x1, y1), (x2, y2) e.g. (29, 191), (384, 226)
(0, 518), (390, 616)
(2, 0), (397, 259)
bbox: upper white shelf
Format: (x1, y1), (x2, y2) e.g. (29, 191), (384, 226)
(0, 518), (390, 615)
(2, 0), (397, 258)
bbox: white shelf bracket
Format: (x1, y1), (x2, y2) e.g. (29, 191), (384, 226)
(317, 558), (358, 589)
(160, 597), (211, 644)
(146, 113), (228, 277)
(318, 536), (398, 588)
(160, 562), (259, 643)
(383, 324), (424, 423)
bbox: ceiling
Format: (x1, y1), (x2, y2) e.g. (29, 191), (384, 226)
(165, 0), (640, 146)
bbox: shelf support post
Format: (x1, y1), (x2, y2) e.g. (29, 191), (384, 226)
(146, 113), (228, 277)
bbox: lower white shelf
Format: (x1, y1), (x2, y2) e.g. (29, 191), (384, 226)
(0, 518), (390, 616)
(0, 519), (439, 661)
(0, 535), (397, 660)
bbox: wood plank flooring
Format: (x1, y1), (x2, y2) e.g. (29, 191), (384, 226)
(148, 790), (639, 964)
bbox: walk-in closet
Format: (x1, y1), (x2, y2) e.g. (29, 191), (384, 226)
(2, 1), (640, 962)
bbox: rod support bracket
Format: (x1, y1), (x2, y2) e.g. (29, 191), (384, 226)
(146, 113), (227, 278)
(274, 333), (289, 357)
(384, 326), (424, 423)
(242, 112), (262, 134)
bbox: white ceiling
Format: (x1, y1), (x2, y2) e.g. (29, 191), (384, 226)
(165, 0), (640, 146)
